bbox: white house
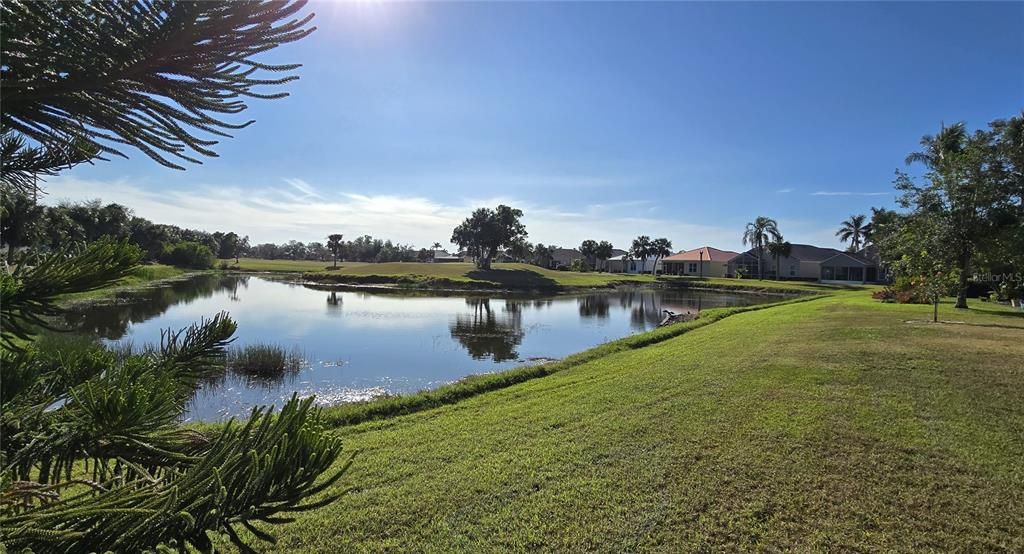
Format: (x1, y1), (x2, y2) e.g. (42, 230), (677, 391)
(606, 255), (661, 274)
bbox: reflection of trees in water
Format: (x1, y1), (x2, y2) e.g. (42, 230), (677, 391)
(449, 298), (524, 362)
(615, 290), (668, 330)
(61, 275), (250, 339)
(578, 294), (610, 319)
(326, 291), (342, 314)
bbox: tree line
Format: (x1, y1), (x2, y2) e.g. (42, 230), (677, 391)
(0, 195), (249, 268)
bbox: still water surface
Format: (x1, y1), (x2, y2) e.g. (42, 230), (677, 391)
(64, 275), (774, 421)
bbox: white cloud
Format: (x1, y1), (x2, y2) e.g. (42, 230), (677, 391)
(42, 175), (749, 251)
(775, 188), (794, 193)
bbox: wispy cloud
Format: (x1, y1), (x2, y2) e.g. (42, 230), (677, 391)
(776, 188), (794, 194)
(811, 191), (890, 197)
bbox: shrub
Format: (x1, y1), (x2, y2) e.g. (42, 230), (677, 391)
(226, 342), (304, 379)
(872, 287), (897, 303)
(160, 241), (215, 269)
(569, 259), (589, 272)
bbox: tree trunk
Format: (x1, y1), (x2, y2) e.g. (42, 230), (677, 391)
(333, 255), (337, 268)
(954, 249), (971, 309)
(933, 297), (939, 323)
(478, 250), (492, 270)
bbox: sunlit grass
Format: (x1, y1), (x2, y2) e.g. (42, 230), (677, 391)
(242, 292), (1024, 551)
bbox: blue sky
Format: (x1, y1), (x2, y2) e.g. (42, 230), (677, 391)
(49, 1), (1023, 252)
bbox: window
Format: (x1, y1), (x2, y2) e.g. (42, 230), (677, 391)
(688, 263), (698, 273)
(790, 265), (796, 277)
(630, 261), (636, 272)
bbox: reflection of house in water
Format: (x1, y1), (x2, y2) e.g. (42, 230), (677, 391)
(449, 298), (525, 362)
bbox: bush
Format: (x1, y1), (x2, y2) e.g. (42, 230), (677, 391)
(872, 287), (897, 303)
(160, 241), (215, 269)
(226, 342), (304, 379)
(555, 265), (569, 271)
(569, 259), (589, 272)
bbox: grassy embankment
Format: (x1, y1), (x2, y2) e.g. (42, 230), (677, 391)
(236, 258), (869, 294)
(58, 264), (188, 303)
(246, 292), (1023, 552)
(295, 261), (654, 290)
(232, 258), (368, 273)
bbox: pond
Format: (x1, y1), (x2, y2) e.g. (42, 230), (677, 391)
(63, 274), (776, 421)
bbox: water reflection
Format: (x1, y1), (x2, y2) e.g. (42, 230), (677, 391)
(62, 274), (250, 339)
(449, 298), (524, 362)
(60, 275), (776, 420)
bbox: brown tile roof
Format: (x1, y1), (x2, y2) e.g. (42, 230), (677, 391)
(662, 246), (740, 262)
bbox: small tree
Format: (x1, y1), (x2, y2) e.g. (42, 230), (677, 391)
(450, 205), (527, 270)
(886, 212), (959, 322)
(579, 240), (599, 270)
(595, 241), (614, 272)
(327, 234), (344, 267)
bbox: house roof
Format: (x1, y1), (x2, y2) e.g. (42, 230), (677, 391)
(663, 246), (740, 263)
(735, 243), (874, 265)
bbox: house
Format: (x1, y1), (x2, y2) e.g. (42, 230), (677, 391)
(549, 248), (583, 269)
(728, 243), (880, 283)
(431, 249), (462, 263)
(661, 246), (739, 278)
(606, 254), (662, 274)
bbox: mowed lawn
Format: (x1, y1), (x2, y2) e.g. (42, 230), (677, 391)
(234, 258), (367, 272)
(251, 293), (1024, 552)
(303, 261), (656, 288)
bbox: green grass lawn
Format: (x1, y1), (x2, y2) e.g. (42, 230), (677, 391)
(659, 274), (877, 294)
(303, 261), (656, 289)
(249, 292), (1023, 551)
(234, 258), (367, 272)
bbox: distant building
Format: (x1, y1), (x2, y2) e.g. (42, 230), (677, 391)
(728, 243), (880, 283)
(432, 249), (462, 263)
(549, 248), (584, 269)
(606, 255), (661, 274)
(661, 246), (739, 278)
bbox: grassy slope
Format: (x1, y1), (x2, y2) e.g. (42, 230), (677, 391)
(234, 258), (368, 273)
(58, 264), (187, 302)
(257, 293), (1023, 552)
(240, 258), (871, 293)
(306, 261), (651, 289)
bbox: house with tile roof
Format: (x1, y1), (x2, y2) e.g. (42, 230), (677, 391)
(661, 246), (740, 278)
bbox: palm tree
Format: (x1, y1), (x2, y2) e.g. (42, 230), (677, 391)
(767, 238), (792, 280)
(742, 217), (781, 280)
(327, 233), (344, 268)
(431, 241), (442, 250)
(836, 214), (869, 252)
(650, 237), (673, 275)
(630, 235), (652, 274)
(905, 122), (967, 171)
(905, 122), (972, 309)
